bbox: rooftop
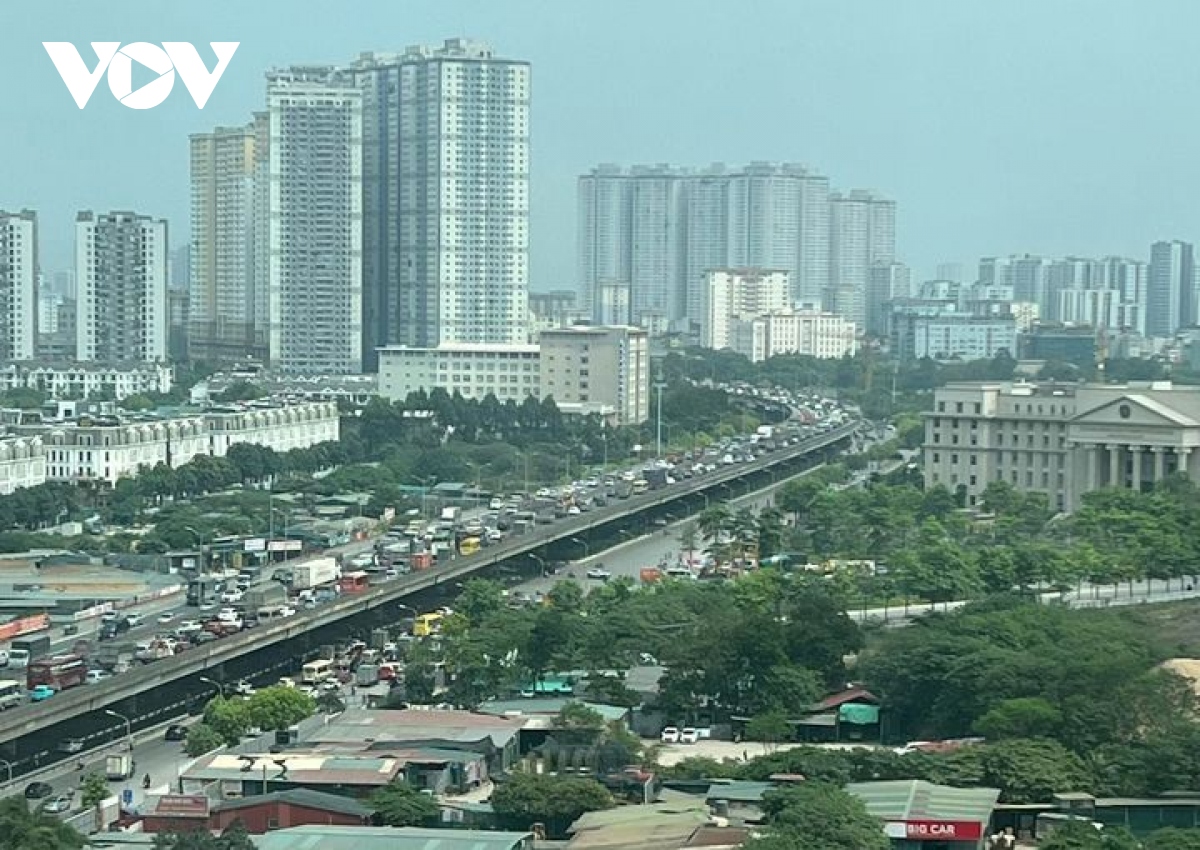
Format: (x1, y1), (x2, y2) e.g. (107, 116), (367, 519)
(214, 788), (373, 819)
(568, 801), (713, 850)
(475, 698), (629, 723)
(183, 752), (403, 787)
(255, 826), (533, 850)
(306, 709), (524, 750)
(847, 779), (1001, 824)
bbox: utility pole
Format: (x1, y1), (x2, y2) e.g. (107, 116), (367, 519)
(654, 372), (667, 458)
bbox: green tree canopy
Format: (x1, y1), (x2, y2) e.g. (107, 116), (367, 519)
(0, 796), (86, 850)
(370, 779), (440, 827)
(491, 773), (614, 837)
(752, 782), (889, 850)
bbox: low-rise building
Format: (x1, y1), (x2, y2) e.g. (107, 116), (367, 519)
(700, 268), (791, 351)
(204, 401), (340, 456)
(890, 301), (1018, 361)
(377, 344), (542, 404)
(255, 827), (534, 850)
(0, 361), (173, 401)
(539, 325), (650, 425)
(924, 379), (1200, 511)
(731, 309), (857, 362)
(0, 436), (46, 494)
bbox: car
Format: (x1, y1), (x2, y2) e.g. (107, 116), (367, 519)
(165, 724), (187, 741)
(57, 737), (85, 753)
(157, 611), (175, 624)
(24, 781), (53, 799)
(660, 726), (681, 744)
(585, 567), (612, 581)
(100, 612), (118, 624)
(192, 631), (218, 645)
(29, 684), (55, 701)
(84, 670), (111, 684)
(176, 620), (202, 634)
(42, 794), (73, 813)
(232, 680), (255, 696)
(219, 590), (242, 603)
(679, 727), (700, 744)
(566, 505), (581, 515)
(320, 679), (341, 692)
(123, 612), (143, 627)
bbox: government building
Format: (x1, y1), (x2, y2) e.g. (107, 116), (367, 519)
(923, 380), (1200, 512)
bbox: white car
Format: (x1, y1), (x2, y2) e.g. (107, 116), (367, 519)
(585, 567), (612, 581)
(679, 727), (700, 744)
(567, 505), (581, 515)
(41, 794), (73, 813)
(220, 590), (243, 603)
(123, 612), (143, 627)
(660, 726), (680, 743)
(177, 620), (202, 634)
(217, 608), (239, 622)
(157, 611), (175, 624)
(85, 669), (111, 684)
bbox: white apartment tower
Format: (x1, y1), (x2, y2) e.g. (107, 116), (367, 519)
(828, 190), (896, 329)
(267, 67), (363, 374)
(0, 210), (37, 361)
(701, 268), (791, 350)
(577, 162), (832, 330)
(377, 39), (531, 350)
(75, 211), (167, 362)
(1147, 240), (1196, 337)
(189, 123), (262, 361)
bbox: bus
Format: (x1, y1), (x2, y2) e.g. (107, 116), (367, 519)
(339, 571), (369, 594)
(0, 680), (22, 710)
(301, 658), (334, 685)
(27, 655), (87, 692)
(413, 612), (443, 638)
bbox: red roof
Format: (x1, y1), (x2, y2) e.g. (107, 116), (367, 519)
(814, 687), (880, 711)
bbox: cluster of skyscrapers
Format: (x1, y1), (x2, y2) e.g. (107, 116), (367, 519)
(576, 162), (896, 331)
(188, 39), (530, 374)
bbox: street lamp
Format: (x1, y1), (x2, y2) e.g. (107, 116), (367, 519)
(569, 537), (590, 559)
(199, 676), (226, 699)
(104, 709), (132, 751)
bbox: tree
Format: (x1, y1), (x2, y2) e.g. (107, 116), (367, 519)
(0, 796), (86, 850)
(185, 722), (225, 756)
(244, 685), (316, 731)
(974, 697), (1063, 741)
(316, 691), (346, 714)
(370, 779), (440, 827)
(1038, 821), (1140, 850)
(491, 772), (614, 837)
(753, 782), (889, 850)
(153, 822), (257, 850)
(746, 711), (793, 752)
(978, 739), (1092, 804)
(1145, 828), (1200, 850)
(80, 771), (109, 809)
(203, 696), (250, 746)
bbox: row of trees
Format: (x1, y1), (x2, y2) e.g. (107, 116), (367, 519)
(185, 686), (318, 755)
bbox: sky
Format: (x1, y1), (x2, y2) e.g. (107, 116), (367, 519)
(3, 0), (1200, 289)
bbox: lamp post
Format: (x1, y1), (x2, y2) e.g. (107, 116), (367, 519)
(104, 709), (132, 751)
(654, 375), (667, 459)
(199, 676), (225, 699)
(569, 537), (590, 559)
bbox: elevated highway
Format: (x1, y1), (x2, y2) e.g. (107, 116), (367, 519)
(0, 422), (858, 767)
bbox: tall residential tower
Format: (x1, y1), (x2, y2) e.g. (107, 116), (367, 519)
(0, 210), (37, 361)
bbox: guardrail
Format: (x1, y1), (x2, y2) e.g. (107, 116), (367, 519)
(0, 422), (858, 744)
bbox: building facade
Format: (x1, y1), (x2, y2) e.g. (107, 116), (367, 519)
(1147, 240), (1197, 337)
(890, 301), (1017, 362)
(700, 268), (791, 350)
(75, 211), (168, 363)
(29, 401), (338, 488)
(923, 380), (1200, 511)
(577, 163), (834, 330)
(539, 325), (650, 424)
(189, 123), (265, 362)
(358, 41), (531, 353)
(865, 261), (911, 338)
(827, 191), (896, 329)
(267, 68), (363, 375)
(377, 344), (541, 403)
(732, 309), (858, 362)
(0, 211), (37, 361)
(0, 362), (173, 400)
(0, 437), (46, 495)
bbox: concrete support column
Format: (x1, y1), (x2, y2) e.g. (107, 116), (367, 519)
(1107, 443), (1122, 487)
(1131, 446), (1143, 491)
(1086, 445), (1099, 492)
(1153, 447), (1166, 482)
(1178, 447), (1193, 479)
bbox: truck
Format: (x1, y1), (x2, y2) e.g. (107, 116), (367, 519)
(242, 583), (288, 610)
(186, 578), (225, 607)
(614, 480), (634, 500)
(9, 635), (51, 668)
(643, 467), (669, 490)
(290, 558), (341, 591)
(355, 664), (380, 687)
(134, 641), (174, 663)
(440, 506), (461, 524)
(95, 641), (136, 671)
(105, 754), (135, 780)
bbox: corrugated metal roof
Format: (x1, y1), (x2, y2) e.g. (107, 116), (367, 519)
(255, 826), (532, 850)
(847, 780), (1000, 822)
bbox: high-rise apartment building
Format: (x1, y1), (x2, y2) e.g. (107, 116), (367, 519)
(0, 210), (37, 361)
(865, 261), (911, 338)
(827, 191), (895, 328)
(189, 123), (264, 361)
(1147, 241), (1197, 337)
(732, 309), (857, 362)
(267, 67), (363, 375)
(700, 268), (791, 350)
(351, 40), (529, 358)
(75, 211), (168, 363)
(577, 162), (834, 330)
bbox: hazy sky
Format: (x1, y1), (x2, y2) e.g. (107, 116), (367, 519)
(4, 0), (1200, 288)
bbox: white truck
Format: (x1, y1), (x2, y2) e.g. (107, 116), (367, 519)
(290, 557), (342, 591)
(105, 753), (135, 780)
